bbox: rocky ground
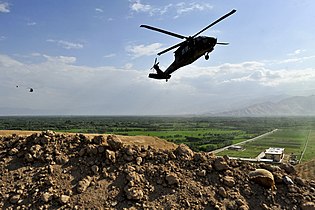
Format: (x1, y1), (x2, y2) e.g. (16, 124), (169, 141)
(0, 131), (315, 210)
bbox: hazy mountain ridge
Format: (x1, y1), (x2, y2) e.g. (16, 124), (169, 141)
(217, 95), (315, 116)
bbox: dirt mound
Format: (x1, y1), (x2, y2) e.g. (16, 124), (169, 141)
(1, 131), (315, 210)
(296, 159), (315, 181)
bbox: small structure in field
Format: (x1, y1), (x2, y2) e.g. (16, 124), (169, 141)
(264, 147), (285, 162)
(228, 145), (243, 151)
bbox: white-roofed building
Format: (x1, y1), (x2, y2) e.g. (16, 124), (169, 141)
(264, 147), (285, 162)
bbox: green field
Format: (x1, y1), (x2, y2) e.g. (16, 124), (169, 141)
(302, 130), (315, 162)
(1, 116), (315, 161)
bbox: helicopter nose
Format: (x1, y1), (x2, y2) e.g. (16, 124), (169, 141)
(208, 37), (217, 47)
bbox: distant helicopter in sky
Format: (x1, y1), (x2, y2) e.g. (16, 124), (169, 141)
(16, 85), (34, 92)
(140, 9), (236, 81)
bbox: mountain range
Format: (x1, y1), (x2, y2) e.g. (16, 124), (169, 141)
(216, 95), (315, 116)
(2, 95), (315, 117)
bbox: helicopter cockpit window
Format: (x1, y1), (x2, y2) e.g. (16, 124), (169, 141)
(182, 46), (189, 55)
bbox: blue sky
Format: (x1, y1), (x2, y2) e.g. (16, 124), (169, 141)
(1, 0), (315, 115)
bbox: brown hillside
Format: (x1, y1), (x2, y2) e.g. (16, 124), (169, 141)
(0, 130), (177, 151)
(0, 131), (314, 209)
(295, 159), (315, 181)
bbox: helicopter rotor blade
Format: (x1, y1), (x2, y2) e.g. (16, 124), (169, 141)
(140, 25), (187, 40)
(157, 41), (185, 56)
(192, 9), (236, 38)
(217, 42), (229, 45)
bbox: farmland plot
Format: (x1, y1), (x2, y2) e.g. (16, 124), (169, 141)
(218, 129), (311, 162)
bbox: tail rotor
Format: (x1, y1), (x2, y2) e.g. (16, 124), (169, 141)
(151, 58), (159, 72)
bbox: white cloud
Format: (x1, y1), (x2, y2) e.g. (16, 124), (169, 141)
(126, 43), (163, 58)
(277, 55), (315, 64)
(287, 49), (306, 56)
(176, 2), (213, 15)
(42, 54), (77, 64)
(0, 35), (6, 41)
(95, 8), (103, 13)
(0, 2), (10, 13)
(123, 63), (133, 69)
(103, 53), (116, 58)
(2, 53), (315, 115)
(47, 39), (84, 50)
(172, 60), (315, 90)
(130, 0), (152, 13)
(27, 21), (37, 26)
(0, 54), (23, 67)
(129, 1), (212, 17)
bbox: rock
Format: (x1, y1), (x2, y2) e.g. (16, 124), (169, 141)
(79, 148), (86, 156)
(25, 153), (34, 162)
(125, 187), (144, 200)
(218, 187), (227, 198)
(166, 173), (180, 186)
(98, 146), (105, 153)
(107, 135), (123, 151)
(85, 145), (98, 155)
(9, 148), (18, 155)
(273, 172), (283, 184)
(295, 177), (305, 186)
(41, 192), (52, 203)
(55, 154), (69, 164)
(239, 205), (249, 210)
(301, 202), (315, 210)
(214, 157), (229, 171)
(9, 194), (20, 204)
(105, 150), (116, 163)
(197, 169), (206, 177)
(193, 153), (207, 162)
(280, 163), (296, 174)
(125, 146), (135, 156)
(60, 195), (70, 204)
(92, 135), (105, 145)
(136, 157), (142, 165)
(260, 163), (280, 172)
(175, 144), (194, 159)
(43, 130), (56, 137)
(249, 169), (275, 189)
(223, 176), (235, 187)
(77, 176), (92, 193)
(38, 135), (50, 145)
(261, 203), (269, 210)
(283, 175), (294, 185)
(30, 144), (42, 156)
(126, 172), (143, 184)
(91, 165), (99, 174)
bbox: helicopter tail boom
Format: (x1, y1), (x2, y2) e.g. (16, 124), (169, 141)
(148, 73), (171, 80)
(149, 58), (171, 81)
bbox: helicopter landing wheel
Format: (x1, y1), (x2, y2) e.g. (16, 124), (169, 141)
(205, 53), (209, 60)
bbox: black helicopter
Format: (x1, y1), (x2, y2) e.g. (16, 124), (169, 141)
(16, 85), (34, 92)
(140, 9), (236, 81)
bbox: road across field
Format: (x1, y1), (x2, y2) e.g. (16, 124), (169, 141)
(210, 129), (278, 154)
(299, 129), (311, 163)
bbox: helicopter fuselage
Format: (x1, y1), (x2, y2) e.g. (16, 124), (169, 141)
(142, 9), (236, 81)
(164, 36), (216, 75)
